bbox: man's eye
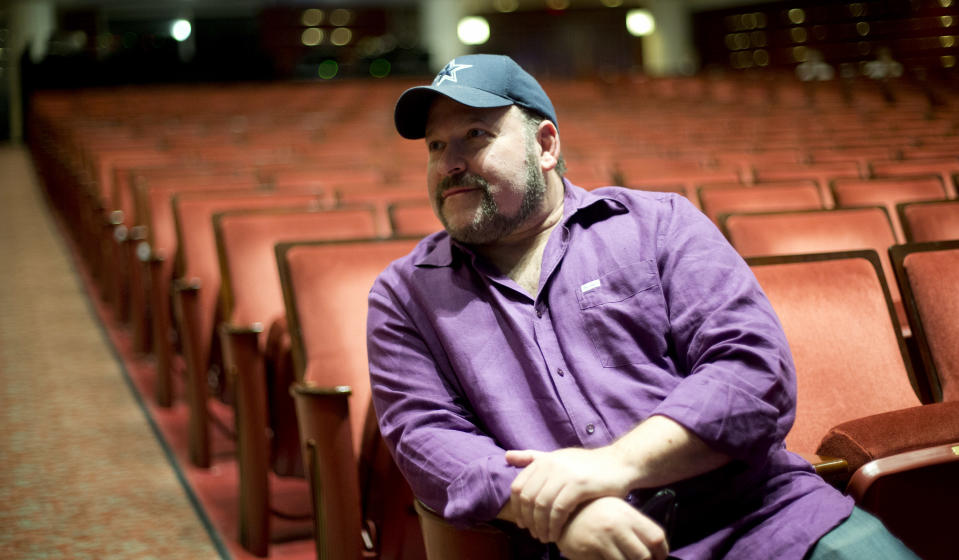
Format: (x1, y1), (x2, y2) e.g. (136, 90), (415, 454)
(427, 140), (443, 151)
(466, 129), (487, 139)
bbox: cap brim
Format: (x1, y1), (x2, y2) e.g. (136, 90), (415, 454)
(394, 84), (514, 139)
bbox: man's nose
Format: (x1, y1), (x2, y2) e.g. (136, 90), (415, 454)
(439, 143), (466, 177)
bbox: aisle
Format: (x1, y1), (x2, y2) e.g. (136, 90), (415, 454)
(0, 145), (223, 559)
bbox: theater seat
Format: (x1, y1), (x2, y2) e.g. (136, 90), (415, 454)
(169, 189), (329, 466)
(277, 238), (425, 560)
(830, 175), (948, 242)
(890, 239), (959, 404)
(845, 442), (959, 560)
(896, 199), (959, 243)
(414, 501), (517, 560)
(697, 181), (823, 224)
(387, 200), (443, 238)
(214, 206), (381, 556)
(748, 250), (959, 560)
(869, 157), (959, 198)
(721, 207), (907, 333)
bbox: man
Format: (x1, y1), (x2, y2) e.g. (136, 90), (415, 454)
(368, 54), (916, 559)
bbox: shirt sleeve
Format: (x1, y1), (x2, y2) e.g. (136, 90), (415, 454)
(367, 279), (520, 525)
(650, 195), (798, 465)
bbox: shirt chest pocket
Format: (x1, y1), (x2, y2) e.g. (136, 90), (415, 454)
(576, 259), (669, 367)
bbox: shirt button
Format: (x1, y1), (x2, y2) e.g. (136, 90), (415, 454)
(585, 423), (595, 434)
(556, 368), (566, 377)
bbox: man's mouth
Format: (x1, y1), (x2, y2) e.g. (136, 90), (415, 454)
(441, 186), (480, 199)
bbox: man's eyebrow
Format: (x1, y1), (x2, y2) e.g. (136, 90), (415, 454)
(425, 113), (500, 138)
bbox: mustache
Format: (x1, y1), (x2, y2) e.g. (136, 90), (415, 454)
(437, 173), (490, 198)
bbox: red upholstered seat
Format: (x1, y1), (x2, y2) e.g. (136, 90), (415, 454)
(277, 238), (425, 560)
(869, 157), (959, 198)
(213, 207), (380, 556)
(749, 160), (864, 207)
(749, 250), (959, 560)
(132, 179), (266, 400)
(415, 501), (517, 560)
(168, 190), (330, 467)
(698, 180), (824, 224)
(897, 199), (959, 243)
(748, 251), (920, 455)
(387, 200), (442, 237)
(721, 207), (906, 332)
(335, 184), (431, 238)
(891, 240), (959, 404)
(123, 173), (262, 355)
(830, 175), (948, 242)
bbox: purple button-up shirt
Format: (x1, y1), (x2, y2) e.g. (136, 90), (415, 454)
(368, 182), (853, 559)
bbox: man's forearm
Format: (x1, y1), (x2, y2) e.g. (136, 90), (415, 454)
(608, 414), (732, 490)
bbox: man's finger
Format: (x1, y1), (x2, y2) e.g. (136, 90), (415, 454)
(505, 449), (539, 467)
(531, 479), (564, 541)
(546, 486), (577, 543)
(633, 515), (669, 560)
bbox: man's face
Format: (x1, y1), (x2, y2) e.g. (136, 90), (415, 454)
(423, 97), (547, 245)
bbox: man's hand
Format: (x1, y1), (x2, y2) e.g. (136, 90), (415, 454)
(505, 446), (635, 542)
(557, 497), (669, 560)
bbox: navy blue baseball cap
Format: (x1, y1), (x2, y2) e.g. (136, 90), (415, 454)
(394, 54), (558, 139)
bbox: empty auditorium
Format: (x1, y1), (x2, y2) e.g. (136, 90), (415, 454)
(2, 1), (957, 559)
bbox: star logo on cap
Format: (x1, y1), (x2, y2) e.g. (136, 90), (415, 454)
(433, 59), (473, 86)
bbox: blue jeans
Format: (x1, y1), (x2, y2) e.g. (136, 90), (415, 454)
(806, 507), (919, 560)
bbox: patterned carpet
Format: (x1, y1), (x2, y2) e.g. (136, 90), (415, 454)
(0, 145), (223, 559)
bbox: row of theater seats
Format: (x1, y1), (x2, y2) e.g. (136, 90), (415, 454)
(25, 73), (958, 560)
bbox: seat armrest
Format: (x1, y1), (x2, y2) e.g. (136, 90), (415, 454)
(816, 400), (959, 474)
(221, 322), (265, 336)
(847, 442), (959, 501)
(173, 277), (201, 293)
(795, 452), (849, 476)
(414, 500), (516, 559)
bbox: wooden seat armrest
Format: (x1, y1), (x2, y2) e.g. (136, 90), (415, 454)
(173, 277), (201, 292)
(220, 322), (265, 336)
(414, 499), (516, 559)
(846, 442), (959, 501)
(796, 452), (850, 476)
(291, 383), (353, 397)
(289, 380), (366, 560)
(129, 225), (146, 241)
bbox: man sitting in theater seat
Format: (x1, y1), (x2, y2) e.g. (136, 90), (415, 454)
(367, 54), (918, 560)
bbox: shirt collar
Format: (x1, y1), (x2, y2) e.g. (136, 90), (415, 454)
(412, 179), (626, 269)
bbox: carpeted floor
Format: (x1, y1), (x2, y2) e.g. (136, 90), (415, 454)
(0, 144), (224, 559)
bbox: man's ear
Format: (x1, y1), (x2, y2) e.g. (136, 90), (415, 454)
(536, 120), (561, 173)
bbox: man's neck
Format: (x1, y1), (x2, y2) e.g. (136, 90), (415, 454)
(475, 177), (565, 298)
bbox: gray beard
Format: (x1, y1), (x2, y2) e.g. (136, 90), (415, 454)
(437, 147), (547, 245)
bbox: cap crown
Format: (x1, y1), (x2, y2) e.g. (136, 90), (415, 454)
(394, 54), (557, 139)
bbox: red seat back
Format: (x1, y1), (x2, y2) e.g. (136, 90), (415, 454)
(279, 238), (418, 452)
(748, 251), (919, 454)
(279, 238), (424, 560)
(172, 190), (330, 366)
(722, 207), (905, 328)
(869, 157), (959, 198)
(891, 240), (959, 403)
(388, 200), (443, 237)
(215, 207), (381, 335)
(698, 181), (823, 224)
(830, 176), (947, 242)
(897, 199), (959, 243)
(336, 185), (430, 238)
